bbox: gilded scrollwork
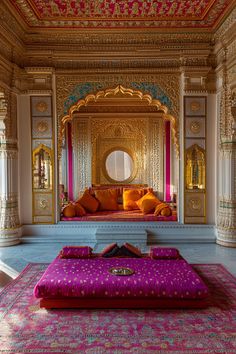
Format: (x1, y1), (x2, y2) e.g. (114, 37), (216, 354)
(57, 81), (179, 157)
(219, 75), (233, 141)
(73, 118), (91, 197)
(147, 118), (164, 196)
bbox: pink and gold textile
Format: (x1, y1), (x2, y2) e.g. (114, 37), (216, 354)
(150, 247), (180, 259)
(2, 263), (236, 352)
(34, 256), (208, 300)
(59, 246), (92, 259)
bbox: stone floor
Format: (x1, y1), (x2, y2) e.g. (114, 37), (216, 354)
(0, 241), (236, 289)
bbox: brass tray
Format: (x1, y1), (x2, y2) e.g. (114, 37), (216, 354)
(109, 267), (134, 276)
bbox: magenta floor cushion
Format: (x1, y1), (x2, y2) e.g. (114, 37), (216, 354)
(34, 256), (209, 301)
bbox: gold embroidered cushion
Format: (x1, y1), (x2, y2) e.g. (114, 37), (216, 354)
(136, 192), (161, 214)
(123, 189), (145, 210)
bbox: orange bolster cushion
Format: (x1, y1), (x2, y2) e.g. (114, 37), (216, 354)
(62, 203), (76, 218)
(95, 189), (119, 211)
(136, 192), (161, 214)
(123, 189), (145, 211)
(78, 190), (99, 213)
(154, 202), (172, 217)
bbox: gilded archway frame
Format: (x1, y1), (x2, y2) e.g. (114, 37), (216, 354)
(58, 85), (179, 156)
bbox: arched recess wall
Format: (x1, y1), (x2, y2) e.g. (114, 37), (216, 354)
(58, 84), (179, 201)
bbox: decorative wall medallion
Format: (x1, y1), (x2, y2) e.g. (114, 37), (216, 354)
(36, 101), (48, 113)
(37, 121), (48, 133)
(188, 197), (201, 211)
(185, 192), (205, 217)
(32, 118), (52, 139)
(185, 117), (205, 138)
(190, 102), (201, 112)
(34, 193), (53, 216)
(185, 97), (206, 116)
(190, 121), (201, 133)
(39, 199), (48, 209)
(31, 96), (52, 116)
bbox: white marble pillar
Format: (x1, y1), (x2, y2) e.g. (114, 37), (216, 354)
(216, 86), (236, 247)
(217, 139), (236, 246)
(0, 138), (21, 246)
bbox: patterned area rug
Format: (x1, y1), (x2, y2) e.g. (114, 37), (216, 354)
(0, 263), (236, 353)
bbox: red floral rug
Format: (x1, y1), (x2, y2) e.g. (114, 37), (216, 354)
(0, 263), (236, 353)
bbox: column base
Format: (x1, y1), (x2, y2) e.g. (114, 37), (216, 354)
(0, 227), (22, 247)
(216, 227), (236, 248)
(217, 239), (236, 247)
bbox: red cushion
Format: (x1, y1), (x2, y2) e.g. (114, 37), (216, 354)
(100, 243), (118, 256)
(123, 242), (142, 257)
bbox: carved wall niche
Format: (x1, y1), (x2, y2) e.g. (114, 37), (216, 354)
(59, 83), (178, 202)
(91, 118), (147, 186)
(71, 115), (164, 197)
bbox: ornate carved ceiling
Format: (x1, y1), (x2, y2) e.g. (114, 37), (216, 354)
(9, 0), (235, 30)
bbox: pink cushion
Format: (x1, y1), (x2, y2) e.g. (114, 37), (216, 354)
(60, 246), (92, 259)
(150, 247), (180, 259)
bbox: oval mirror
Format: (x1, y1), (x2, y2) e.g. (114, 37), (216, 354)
(105, 150), (134, 182)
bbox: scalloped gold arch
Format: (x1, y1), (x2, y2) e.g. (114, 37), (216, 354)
(59, 85), (179, 155)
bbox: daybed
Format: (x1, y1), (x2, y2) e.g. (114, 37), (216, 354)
(61, 184), (177, 222)
(34, 245), (208, 309)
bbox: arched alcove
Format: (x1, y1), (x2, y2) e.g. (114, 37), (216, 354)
(58, 85), (179, 218)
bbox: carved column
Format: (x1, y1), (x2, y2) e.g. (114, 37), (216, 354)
(216, 75), (236, 247)
(217, 140), (236, 246)
(147, 117), (164, 198)
(73, 117), (91, 198)
(0, 91), (21, 246)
